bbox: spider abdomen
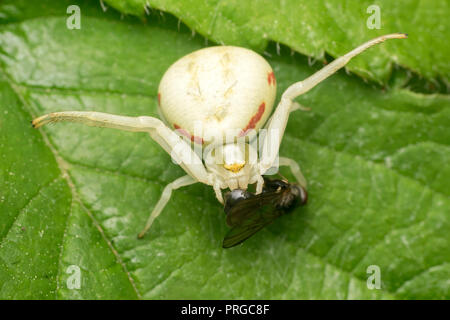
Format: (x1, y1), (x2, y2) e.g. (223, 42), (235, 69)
(158, 46), (277, 144)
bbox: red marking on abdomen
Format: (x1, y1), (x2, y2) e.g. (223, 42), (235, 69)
(239, 102), (265, 137)
(173, 124), (204, 144)
(267, 71), (276, 86)
(157, 93), (161, 105)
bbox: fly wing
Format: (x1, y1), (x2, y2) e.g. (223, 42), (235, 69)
(222, 211), (282, 248)
(223, 190), (284, 248)
(225, 190), (281, 227)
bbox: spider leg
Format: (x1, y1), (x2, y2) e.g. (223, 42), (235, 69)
(279, 157), (307, 189)
(259, 33), (407, 174)
(32, 111), (210, 184)
(138, 175), (196, 238)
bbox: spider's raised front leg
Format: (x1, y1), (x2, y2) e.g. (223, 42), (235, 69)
(32, 111), (209, 184)
(32, 111), (212, 237)
(259, 33), (407, 176)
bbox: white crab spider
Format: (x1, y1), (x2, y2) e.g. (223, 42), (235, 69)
(32, 33), (406, 238)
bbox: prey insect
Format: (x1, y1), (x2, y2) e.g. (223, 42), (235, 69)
(223, 177), (307, 248)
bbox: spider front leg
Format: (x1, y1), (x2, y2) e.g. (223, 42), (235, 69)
(138, 175), (196, 238)
(259, 33), (407, 178)
(32, 111), (212, 237)
(32, 111), (209, 183)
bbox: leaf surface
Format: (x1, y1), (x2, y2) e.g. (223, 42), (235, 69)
(104, 0), (450, 84)
(0, 0), (449, 299)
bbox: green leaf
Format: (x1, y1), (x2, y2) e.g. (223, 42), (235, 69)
(0, 0), (449, 299)
(103, 0), (450, 84)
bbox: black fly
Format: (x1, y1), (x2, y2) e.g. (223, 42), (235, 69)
(222, 177), (307, 248)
